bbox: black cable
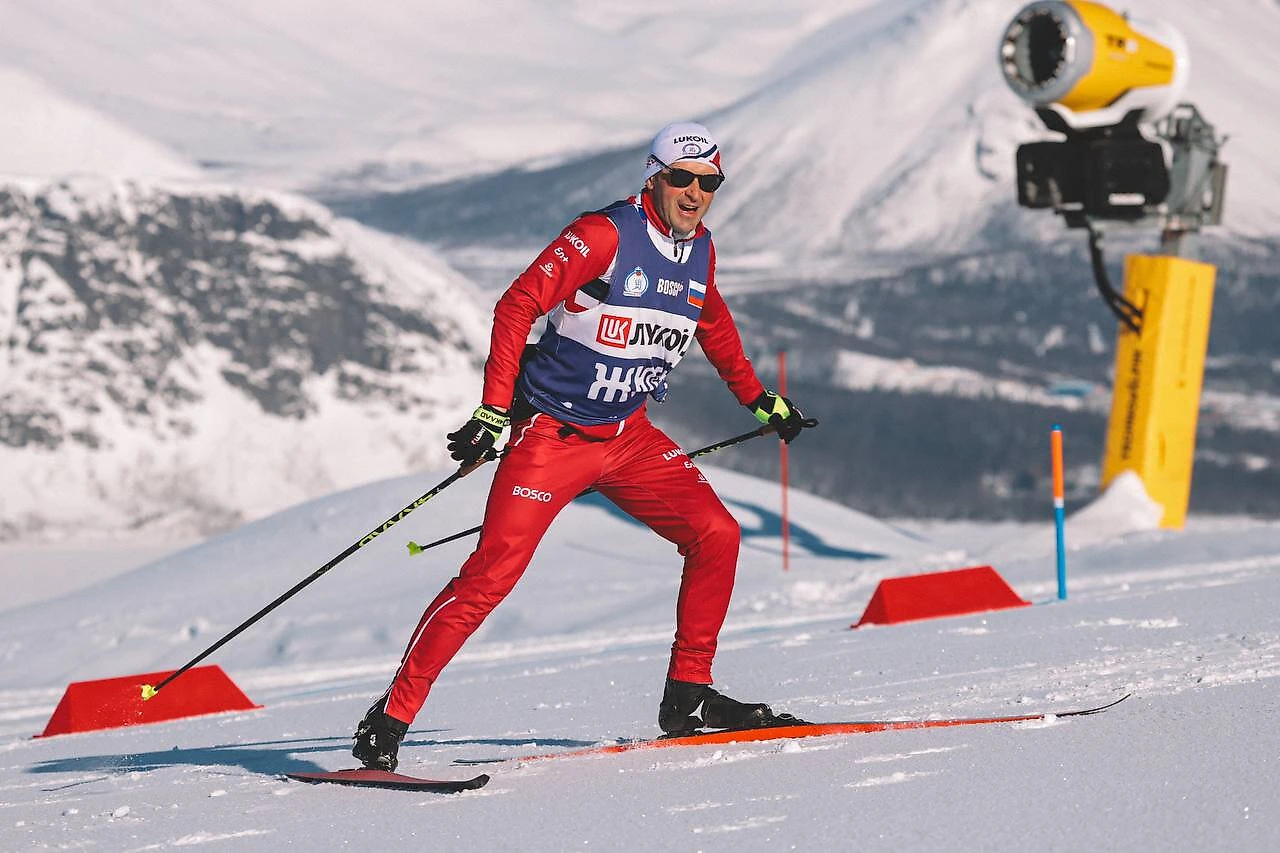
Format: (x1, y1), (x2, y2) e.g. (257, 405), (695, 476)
(1085, 220), (1143, 335)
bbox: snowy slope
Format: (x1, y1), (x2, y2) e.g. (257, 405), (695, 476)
(0, 464), (943, 685)
(0, 66), (198, 181)
(0, 468), (1277, 850)
(0, 0), (854, 191)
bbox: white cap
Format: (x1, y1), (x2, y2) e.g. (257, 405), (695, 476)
(643, 121), (723, 182)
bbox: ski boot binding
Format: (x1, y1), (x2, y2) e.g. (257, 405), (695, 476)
(352, 696), (410, 772)
(658, 678), (806, 736)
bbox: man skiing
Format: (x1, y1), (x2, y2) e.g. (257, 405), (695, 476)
(353, 122), (809, 772)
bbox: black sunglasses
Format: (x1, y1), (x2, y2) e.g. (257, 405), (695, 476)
(653, 157), (725, 192)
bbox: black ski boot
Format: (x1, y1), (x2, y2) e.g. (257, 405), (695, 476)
(658, 678), (806, 735)
(658, 679), (712, 735)
(352, 695), (410, 772)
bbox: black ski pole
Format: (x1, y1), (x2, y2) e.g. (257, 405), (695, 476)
(405, 417), (818, 556)
(141, 451), (497, 701)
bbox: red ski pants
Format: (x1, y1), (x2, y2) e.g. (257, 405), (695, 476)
(384, 410), (740, 724)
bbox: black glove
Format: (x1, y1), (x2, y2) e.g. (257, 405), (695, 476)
(748, 390), (805, 444)
(447, 404), (510, 465)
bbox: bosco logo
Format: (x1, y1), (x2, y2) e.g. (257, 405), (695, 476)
(596, 314), (632, 349)
(512, 485), (553, 503)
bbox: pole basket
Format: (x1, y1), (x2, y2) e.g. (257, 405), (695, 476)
(37, 665), (260, 738)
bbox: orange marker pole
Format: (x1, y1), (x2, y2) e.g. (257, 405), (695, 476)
(779, 351), (790, 572)
(1051, 424), (1067, 600)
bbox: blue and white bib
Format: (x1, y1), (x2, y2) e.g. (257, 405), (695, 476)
(518, 200), (712, 425)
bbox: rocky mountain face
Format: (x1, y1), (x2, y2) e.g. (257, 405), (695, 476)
(0, 179), (488, 541)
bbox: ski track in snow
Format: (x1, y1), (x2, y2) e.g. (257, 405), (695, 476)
(0, 473), (1277, 851)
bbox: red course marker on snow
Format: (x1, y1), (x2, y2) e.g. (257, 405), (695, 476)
(38, 665), (259, 737)
(853, 565), (1030, 627)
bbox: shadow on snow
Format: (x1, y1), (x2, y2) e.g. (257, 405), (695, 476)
(26, 728), (596, 780)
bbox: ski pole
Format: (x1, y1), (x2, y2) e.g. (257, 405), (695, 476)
(141, 451), (497, 701)
(406, 417), (818, 556)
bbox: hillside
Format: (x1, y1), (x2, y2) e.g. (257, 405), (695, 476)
(331, 0), (1280, 263)
(0, 179), (489, 541)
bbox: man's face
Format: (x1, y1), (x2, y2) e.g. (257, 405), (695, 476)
(647, 159), (720, 235)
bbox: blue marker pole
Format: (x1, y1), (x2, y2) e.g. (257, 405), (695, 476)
(1051, 424), (1067, 600)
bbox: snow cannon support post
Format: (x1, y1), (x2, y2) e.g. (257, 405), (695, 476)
(1052, 424), (1068, 600)
(38, 665), (259, 737)
(852, 566), (1030, 628)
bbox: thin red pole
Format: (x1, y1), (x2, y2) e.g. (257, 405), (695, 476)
(779, 350), (790, 572)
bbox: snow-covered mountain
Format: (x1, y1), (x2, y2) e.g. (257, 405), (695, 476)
(0, 0), (857, 192)
(2, 0), (1276, 533)
(0, 178), (488, 541)
(9, 0), (1276, 252)
(323, 0), (1278, 523)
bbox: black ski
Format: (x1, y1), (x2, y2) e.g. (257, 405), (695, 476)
(287, 768), (489, 792)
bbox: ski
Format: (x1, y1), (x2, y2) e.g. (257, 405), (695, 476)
(455, 693), (1131, 765)
(286, 768), (490, 792)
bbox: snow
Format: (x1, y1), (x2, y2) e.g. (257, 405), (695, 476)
(1, 1), (1278, 847)
(2, 464), (1278, 850)
(0, 66), (198, 181)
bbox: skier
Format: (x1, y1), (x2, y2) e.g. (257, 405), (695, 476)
(353, 121), (809, 771)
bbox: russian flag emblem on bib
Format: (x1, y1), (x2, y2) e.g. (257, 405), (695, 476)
(687, 279), (706, 309)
